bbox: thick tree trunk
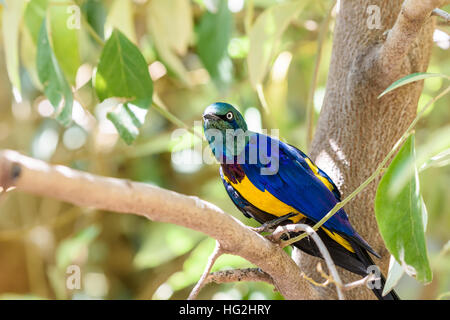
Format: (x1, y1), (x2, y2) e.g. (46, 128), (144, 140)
(293, 0), (436, 299)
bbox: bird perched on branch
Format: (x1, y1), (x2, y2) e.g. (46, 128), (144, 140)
(202, 102), (399, 300)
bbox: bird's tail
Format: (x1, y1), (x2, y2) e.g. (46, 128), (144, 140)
(370, 271), (400, 300)
(290, 226), (400, 299)
(350, 238), (400, 300)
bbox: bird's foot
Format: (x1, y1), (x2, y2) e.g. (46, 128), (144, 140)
(250, 213), (298, 234)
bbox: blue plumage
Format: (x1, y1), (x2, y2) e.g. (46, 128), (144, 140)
(239, 132), (377, 255)
(203, 102), (399, 300)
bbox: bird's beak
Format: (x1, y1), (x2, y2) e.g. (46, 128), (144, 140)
(202, 113), (220, 121)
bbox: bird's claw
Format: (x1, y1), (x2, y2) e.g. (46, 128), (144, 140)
(250, 212), (298, 234)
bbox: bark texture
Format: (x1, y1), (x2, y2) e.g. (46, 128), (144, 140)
(295, 0), (438, 299)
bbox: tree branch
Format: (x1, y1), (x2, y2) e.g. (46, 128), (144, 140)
(205, 268), (275, 286)
(0, 149), (318, 300)
(270, 223), (345, 299)
(188, 241), (223, 300)
(342, 274), (380, 291)
(377, 0), (446, 80)
(199, 263), (378, 298)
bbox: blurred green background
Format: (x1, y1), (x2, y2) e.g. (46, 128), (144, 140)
(0, 0), (448, 300)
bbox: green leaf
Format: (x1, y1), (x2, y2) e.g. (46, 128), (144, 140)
(420, 149), (450, 171)
(197, 0), (232, 86)
(382, 255), (404, 296)
(24, 0), (48, 44)
(247, 1), (306, 88)
(95, 29), (153, 143)
(388, 126), (450, 196)
(378, 72), (450, 98)
(106, 103), (143, 145)
(48, 0), (81, 84)
(22, 0), (47, 89)
(95, 30), (153, 103)
(375, 135), (432, 283)
(36, 19), (73, 126)
(417, 126), (450, 171)
(20, 23), (42, 90)
(2, 0), (26, 98)
(147, 0), (192, 85)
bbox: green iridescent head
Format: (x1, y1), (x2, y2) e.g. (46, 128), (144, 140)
(202, 102), (249, 159)
(202, 102), (247, 132)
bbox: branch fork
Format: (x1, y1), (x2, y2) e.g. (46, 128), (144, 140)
(0, 149), (321, 300)
(365, 0), (447, 87)
(189, 220), (381, 300)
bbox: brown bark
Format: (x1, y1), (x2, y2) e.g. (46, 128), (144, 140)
(297, 0), (441, 299)
(0, 150), (318, 300)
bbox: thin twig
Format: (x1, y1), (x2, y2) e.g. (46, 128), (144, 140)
(202, 263), (377, 295)
(270, 223), (345, 300)
(315, 263), (380, 291)
(301, 270), (331, 288)
(151, 94), (203, 140)
(342, 274), (379, 291)
(305, 0), (336, 150)
(283, 85), (450, 247)
(188, 241), (223, 300)
(432, 8), (450, 23)
(300, 262), (379, 294)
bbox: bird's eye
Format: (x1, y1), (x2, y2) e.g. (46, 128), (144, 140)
(226, 112), (234, 120)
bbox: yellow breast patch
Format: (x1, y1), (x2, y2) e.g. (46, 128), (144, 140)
(224, 173), (355, 253)
(224, 175), (304, 223)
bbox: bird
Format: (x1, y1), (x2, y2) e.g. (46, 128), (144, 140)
(202, 102), (399, 300)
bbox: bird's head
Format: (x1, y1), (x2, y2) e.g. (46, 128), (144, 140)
(202, 102), (248, 159)
(202, 102), (247, 132)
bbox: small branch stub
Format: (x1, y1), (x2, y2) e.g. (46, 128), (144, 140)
(188, 241), (223, 300)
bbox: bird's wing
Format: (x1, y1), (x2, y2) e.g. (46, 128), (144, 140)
(241, 133), (354, 235)
(285, 143), (342, 201)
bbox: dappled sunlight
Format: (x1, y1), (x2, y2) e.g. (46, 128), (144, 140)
(329, 138), (350, 167)
(314, 149), (344, 188)
(0, 0), (448, 302)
